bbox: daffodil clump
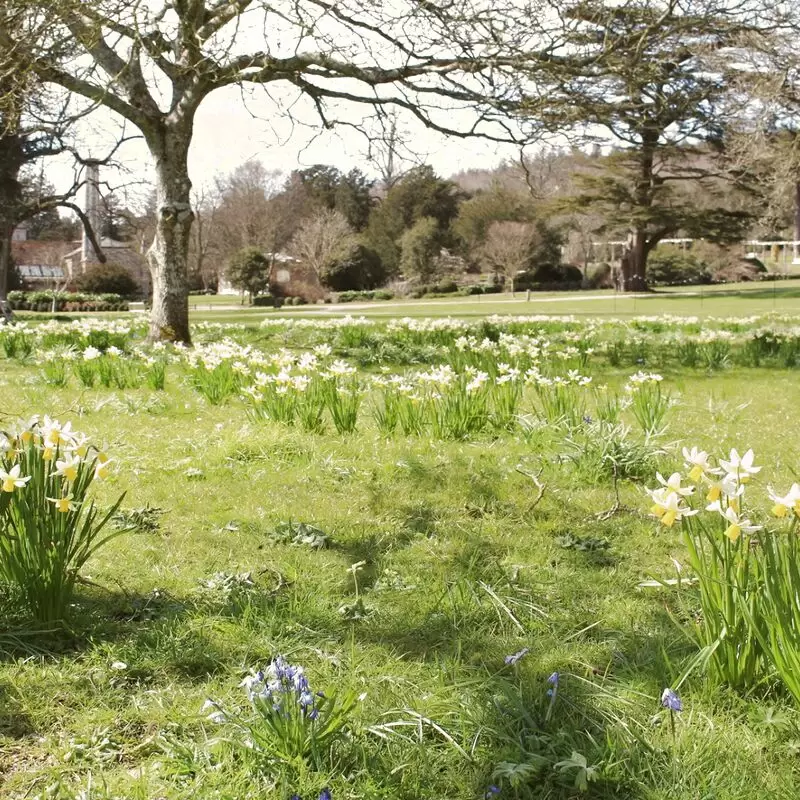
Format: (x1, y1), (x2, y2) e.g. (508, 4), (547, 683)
(646, 447), (800, 694)
(0, 416), (128, 622)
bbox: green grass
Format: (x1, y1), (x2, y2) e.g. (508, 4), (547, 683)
(2, 324), (800, 799)
(188, 280), (800, 324)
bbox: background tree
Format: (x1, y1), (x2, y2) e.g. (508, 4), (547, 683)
(479, 221), (537, 293)
(29, 0), (533, 342)
(212, 162), (283, 254)
(224, 247), (270, 301)
(453, 184), (536, 259)
(520, 0), (761, 290)
(291, 165), (374, 232)
(289, 210), (355, 278)
(399, 216), (440, 283)
(366, 166), (461, 276)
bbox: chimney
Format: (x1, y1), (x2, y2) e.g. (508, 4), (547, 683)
(82, 160), (102, 266)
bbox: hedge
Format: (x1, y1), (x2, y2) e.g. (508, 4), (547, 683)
(6, 291), (129, 313)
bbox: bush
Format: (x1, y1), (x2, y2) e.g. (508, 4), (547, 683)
(585, 263), (613, 289)
(516, 264), (583, 291)
(5, 291), (129, 312)
(646, 247), (711, 285)
(425, 280), (459, 295)
(75, 263), (140, 297)
(321, 243), (387, 291)
(253, 294), (276, 307)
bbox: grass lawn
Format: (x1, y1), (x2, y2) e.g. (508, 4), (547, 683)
(187, 280), (800, 324)
(1, 314), (800, 799)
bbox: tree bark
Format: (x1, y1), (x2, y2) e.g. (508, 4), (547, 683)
(147, 129), (194, 344)
(0, 222), (14, 322)
(794, 181), (800, 243)
(628, 228), (649, 291)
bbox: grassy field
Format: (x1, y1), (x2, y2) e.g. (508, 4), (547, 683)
(2, 314), (800, 799)
(185, 280), (800, 324)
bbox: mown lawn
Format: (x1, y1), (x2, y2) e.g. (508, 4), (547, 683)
(1, 327), (800, 799)
(186, 280), (800, 324)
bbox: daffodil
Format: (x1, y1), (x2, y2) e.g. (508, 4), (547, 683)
(66, 432), (90, 458)
(682, 446), (717, 483)
(94, 454), (113, 480)
(648, 488), (697, 527)
(656, 472), (694, 497)
(718, 448), (761, 484)
(707, 502), (762, 542)
(0, 464), (31, 492)
(55, 454), (82, 483)
(768, 484), (800, 519)
(48, 494), (76, 513)
(703, 473), (742, 505)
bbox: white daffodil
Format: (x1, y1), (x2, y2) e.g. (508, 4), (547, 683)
(682, 446), (717, 483)
(648, 487), (697, 527)
(768, 484), (800, 519)
(66, 432), (91, 458)
(703, 472), (743, 506)
(55, 453), (82, 483)
(708, 503), (762, 542)
(94, 453), (113, 480)
(48, 494), (77, 513)
(718, 448), (761, 484)
(0, 464), (31, 492)
(656, 472), (694, 497)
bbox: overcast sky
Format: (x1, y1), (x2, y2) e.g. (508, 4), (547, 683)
(45, 82), (522, 215)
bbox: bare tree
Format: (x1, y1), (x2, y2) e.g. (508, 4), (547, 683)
(289, 209), (354, 278)
(23, 0), (545, 342)
(0, 2), (109, 320)
(480, 221), (536, 294)
(212, 162), (283, 254)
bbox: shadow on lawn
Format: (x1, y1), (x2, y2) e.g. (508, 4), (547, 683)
(0, 584), (235, 682)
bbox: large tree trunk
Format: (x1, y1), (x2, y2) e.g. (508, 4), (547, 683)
(620, 228), (649, 292)
(794, 181), (800, 243)
(147, 130), (194, 344)
(0, 223), (14, 322)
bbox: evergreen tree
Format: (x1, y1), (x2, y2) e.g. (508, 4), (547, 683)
(366, 166), (461, 276)
(525, 0), (757, 290)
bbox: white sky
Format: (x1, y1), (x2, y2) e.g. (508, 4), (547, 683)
(45, 83), (522, 215)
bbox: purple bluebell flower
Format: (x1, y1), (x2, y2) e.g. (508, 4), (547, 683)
(661, 688), (682, 712)
(484, 785), (501, 798)
(246, 656), (320, 719)
(504, 647), (529, 665)
(583, 414), (593, 425)
(318, 790), (332, 800)
(290, 795), (301, 800)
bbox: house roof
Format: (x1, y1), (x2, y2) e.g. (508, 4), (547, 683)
(18, 264), (65, 280)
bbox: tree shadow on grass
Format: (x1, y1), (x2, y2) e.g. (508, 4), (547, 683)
(0, 680), (35, 739)
(0, 584), (238, 682)
(467, 667), (647, 800)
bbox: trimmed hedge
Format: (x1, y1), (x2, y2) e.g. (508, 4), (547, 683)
(6, 291), (129, 313)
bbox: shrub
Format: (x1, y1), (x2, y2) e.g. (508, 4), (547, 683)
(320, 243), (387, 291)
(690, 241), (765, 283)
(646, 247), (711, 285)
(585, 263), (613, 289)
(253, 294), (276, 307)
(75, 263), (140, 297)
